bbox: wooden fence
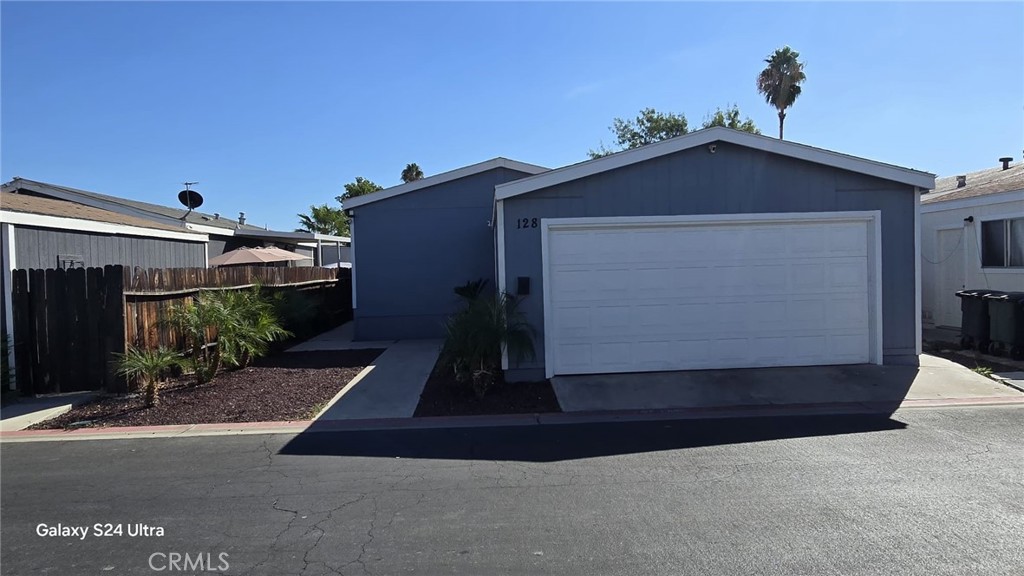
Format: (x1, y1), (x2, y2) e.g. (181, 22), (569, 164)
(10, 265), (352, 395)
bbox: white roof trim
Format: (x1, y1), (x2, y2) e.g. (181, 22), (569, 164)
(920, 188), (1024, 213)
(343, 157), (549, 210)
(0, 210), (209, 242)
(495, 127), (936, 200)
(234, 229), (350, 243)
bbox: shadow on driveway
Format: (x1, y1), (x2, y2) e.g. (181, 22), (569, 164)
(279, 414), (907, 463)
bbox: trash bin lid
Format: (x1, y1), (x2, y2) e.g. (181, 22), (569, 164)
(956, 289), (1007, 298)
(983, 291), (1024, 304)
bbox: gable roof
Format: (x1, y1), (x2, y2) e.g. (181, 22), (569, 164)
(0, 192), (207, 242)
(1, 177), (266, 234)
(343, 157), (549, 210)
(921, 163), (1023, 204)
(494, 127), (936, 200)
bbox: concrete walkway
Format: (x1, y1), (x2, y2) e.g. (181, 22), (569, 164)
(0, 392), (96, 432)
(287, 322), (394, 352)
(552, 354), (1024, 413)
(315, 339), (442, 420)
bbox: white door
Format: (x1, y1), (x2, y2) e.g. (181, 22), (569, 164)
(544, 216), (876, 376)
(936, 228), (965, 328)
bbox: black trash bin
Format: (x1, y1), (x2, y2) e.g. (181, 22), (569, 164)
(955, 289), (1005, 351)
(983, 291), (1024, 359)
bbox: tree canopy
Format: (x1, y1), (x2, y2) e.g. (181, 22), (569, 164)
(336, 176), (383, 205)
(589, 105), (759, 158)
(295, 204), (348, 236)
(756, 46), (806, 139)
(401, 163), (424, 183)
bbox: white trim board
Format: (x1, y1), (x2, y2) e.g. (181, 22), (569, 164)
(0, 211), (209, 242)
(496, 127), (935, 200)
(343, 157), (549, 210)
(920, 189), (1024, 213)
(914, 188), (922, 355)
(538, 211), (885, 378)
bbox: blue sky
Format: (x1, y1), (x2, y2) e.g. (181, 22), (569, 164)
(2, 1), (1021, 231)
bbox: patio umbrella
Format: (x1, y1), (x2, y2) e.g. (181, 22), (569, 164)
(208, 246), (312, 267)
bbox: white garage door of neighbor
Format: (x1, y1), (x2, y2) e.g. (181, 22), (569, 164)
(544, 215), (879, 376)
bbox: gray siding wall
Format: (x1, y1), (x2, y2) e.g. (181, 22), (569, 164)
(13, 225), (206, 270)
(353, 167), (535, 340)
(501, 143), (918, 380)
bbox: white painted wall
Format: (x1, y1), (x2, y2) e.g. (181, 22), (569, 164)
(921, 194), (1024, 328)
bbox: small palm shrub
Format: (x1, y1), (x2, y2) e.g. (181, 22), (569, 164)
(440, 285), (535, 398)
(167, 291), (231, 384)
(219, 287), (291, 369)
(115, 346), (180, 407)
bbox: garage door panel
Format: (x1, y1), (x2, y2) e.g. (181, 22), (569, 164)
(546, 217), (874, 375)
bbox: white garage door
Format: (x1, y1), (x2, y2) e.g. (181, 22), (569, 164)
(543, 214), (879, 376)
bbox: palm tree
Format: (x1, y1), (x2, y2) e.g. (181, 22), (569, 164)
(401, 163), (424, 183)
(756, 46), (806, 140)
(295, 204), (348, 236)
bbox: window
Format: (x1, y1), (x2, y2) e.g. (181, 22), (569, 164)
(981, 217), (1024, 268)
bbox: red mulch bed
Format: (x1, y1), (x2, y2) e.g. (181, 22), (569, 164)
(30, 349), (384, 429)
(414, 362), (561, 417)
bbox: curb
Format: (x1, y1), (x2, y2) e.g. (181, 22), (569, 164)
(3, 395), (1024, 443)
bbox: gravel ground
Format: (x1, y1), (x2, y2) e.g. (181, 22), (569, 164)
(30, 349), (384, 429)
(414, 362), (561, 416)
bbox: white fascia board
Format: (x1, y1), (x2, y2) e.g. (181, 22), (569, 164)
(185, 222), (236, 236)
(914, 188), (922, 356)
(233, 229), (350, 243)
(920, 189), (1024, 214)
(496, 127), (936, 200)
(343, 158), (549, 210)
(0, 211), (209, 242)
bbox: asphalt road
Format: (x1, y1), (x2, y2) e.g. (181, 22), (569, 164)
(2, 406), (1022, 575)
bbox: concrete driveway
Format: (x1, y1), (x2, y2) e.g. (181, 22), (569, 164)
(552, 354), (1024, 413)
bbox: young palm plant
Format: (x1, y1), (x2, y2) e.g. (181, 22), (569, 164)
(166, 291), (232, 384)
(441, 290), (535, 398)
(219, 287), (291, 368)
(115, 346), (180, 407)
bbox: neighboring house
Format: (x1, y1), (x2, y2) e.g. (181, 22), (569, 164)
(343, 158), (549, 340)
(348, 127), (936, 381)
(920, 160), (1024, 329)
(0, 178), (350, 267)
(0, 191), (209, 354)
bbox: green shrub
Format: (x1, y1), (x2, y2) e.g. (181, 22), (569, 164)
(271, 289), (318, 338)
(440, 287), (535, 398)
(167, 287), (291, 384)
(219, 287), (291, 369)
(115, 346), (180, 407)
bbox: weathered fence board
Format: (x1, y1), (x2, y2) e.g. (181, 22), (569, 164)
(10, 265), (352, 395)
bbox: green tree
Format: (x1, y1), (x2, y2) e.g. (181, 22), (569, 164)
(702, 104), (761, 134)
(336, 176), (383, 205)
(589, 105), (760, 158)
(401, 163), (424, 183)
(296, 204), (347, 236)
(589, 108), (689, 158)
(756, 46), (806, 140)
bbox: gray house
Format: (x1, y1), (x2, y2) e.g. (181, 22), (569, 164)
(349, 128), (936, 382)
(344, 158), (548, 339)
(1, 178), (350, 267)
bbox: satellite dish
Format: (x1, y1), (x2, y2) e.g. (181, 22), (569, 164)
(178, 182), (203, 212)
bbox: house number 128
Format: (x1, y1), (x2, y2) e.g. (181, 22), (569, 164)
(517, 218), (538, 229)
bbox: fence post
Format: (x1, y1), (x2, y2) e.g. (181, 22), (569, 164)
(103, 265), (127, 392)
(11, 270), (31, 394)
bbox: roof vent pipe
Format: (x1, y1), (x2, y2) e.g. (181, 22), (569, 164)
(999, 157), (1012, 170)
(213, 213), (220, 220)
(956, 175), (967, 188)
(238, 212), (246, 226)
